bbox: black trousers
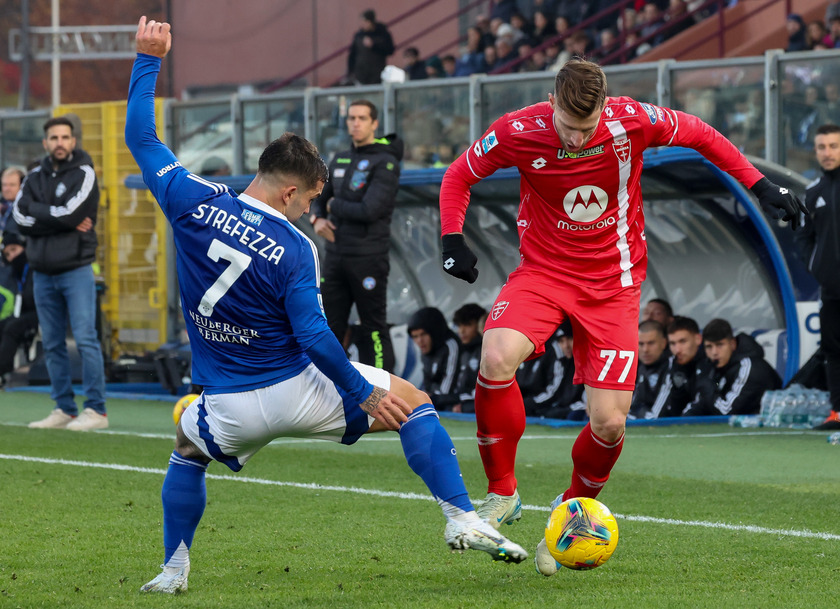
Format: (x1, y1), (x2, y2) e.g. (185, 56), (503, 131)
(321, 253), (395, 373)
(821, 298), (840, 411)
(0, 312), (38, 376)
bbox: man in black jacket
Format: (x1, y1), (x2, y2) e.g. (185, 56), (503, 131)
(408, 307), (461, 411)
(311, 100), (402, 373)
(13, 116), (107, 431)
(629, 320), (670, 419)
(796, 123), (840, 429)
(452, 303), (485, 413)
(685, 319), (781, 416)
(648, 316), (712, 418)
(347, 9), (395, 85)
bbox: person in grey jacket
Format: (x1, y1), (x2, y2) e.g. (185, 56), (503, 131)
(13, 116), (107, 431)
(796, 123), (840, 429)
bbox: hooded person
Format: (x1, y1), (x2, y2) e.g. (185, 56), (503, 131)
(0, 230), (38, 381)
(408, 307), (462, 411)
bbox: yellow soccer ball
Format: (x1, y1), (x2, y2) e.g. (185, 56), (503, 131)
(545, 497), (619, 570)
(173, 393), (199, 425)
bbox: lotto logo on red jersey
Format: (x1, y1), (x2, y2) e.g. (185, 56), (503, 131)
(563, 185), (609, 223)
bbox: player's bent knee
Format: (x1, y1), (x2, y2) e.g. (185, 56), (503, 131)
(389, 374), (431, 407)
(590, 416), (627, 442)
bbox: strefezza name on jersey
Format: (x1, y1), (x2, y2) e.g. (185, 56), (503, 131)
(192, 204), (285, 265)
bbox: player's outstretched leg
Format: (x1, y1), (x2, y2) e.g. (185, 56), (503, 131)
(141, 451), (208, 593)
(398, 402), (527, 563)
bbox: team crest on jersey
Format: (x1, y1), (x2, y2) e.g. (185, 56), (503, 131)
(333, 168), (346, 178)
(640, 103), (657, 124)
(558, 144), (604, 160)
(55, 182), (67, 198)
(362, 276), (376, 290)
(491, 300), (509, 321)
(241, 209), (264, 226)
(358, 159), (370, 170)
(613, 138), (631, 163)
(562, 185), (609, 223)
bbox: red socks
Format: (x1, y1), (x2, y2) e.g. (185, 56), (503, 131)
(563, 422), (624, 500)
(474, 373), (526, 496)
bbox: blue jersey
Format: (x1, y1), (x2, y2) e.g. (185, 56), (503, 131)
(125, 53), (372, 404)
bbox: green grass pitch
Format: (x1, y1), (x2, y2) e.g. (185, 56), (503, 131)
(1, 390), (838, 608)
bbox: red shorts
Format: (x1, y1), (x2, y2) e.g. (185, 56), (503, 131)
(484, 266), (641, 390)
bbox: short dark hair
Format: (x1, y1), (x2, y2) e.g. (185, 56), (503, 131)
(257, 133), (328, 190)
(453, 303), (486, 325)
(348, 99), (378, 122)
(639, 319), (666, 339)
(43, 116), (74, 135)
(404, 47), (420, 59)
(647, 298), (673, 318)
(702, 318), (734, 343)
(362, 9), (376, 22)
(816, 123), (840, 137)
(554, 58), (607, 119)
(667, 315), (700, 336)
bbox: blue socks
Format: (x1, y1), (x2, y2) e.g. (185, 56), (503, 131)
(399, 404), (474, 518)
(162, 451), (208, 567)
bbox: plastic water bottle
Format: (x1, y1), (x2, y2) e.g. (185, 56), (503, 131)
(828, 432), (840, 445)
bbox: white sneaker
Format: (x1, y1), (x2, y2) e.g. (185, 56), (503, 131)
(535, 492), (567, 576)
(444, 517), (528, 563)
(66, 408), (108, 431)
(535, 537), (561, 576)
(140, 564), (189, 594)
(476, 490), (522, 530)
(28, 409), (73, 429)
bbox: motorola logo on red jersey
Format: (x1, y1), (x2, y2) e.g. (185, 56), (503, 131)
(562, 185), (609, 224)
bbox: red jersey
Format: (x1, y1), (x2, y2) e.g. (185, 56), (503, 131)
(440, 98), (763, 287)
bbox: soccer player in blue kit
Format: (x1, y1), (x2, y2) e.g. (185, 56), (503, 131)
(127, 17), (526, 594)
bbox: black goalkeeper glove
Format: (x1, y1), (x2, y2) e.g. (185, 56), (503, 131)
(750, 177), (808, 230)
(441, 233), (479, 283)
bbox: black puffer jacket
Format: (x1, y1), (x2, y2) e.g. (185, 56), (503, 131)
(686, 333), (782, 416)
(14, 150), (99, 275)
(407, 307), (461, 411)
(312, 135), (403, 257)
(795, 167), (840, 299)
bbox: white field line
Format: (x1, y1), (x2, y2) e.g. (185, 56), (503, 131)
(1, 452), (838, 542)
(0, 420), (812, 444)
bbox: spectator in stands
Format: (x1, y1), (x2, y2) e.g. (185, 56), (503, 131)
(408, 307), (461, 411)
(476, 14), (496, 51)
(490, 0), (518, 24)
(684, 318), (781, 416)
(0, 231), (37, 384)
(403, 47), (428, 81)
(807, 20), (831, 49)
(483, 45), (498, 73)
(452, 303), (486, 413)
(455, 27), (487, 76)
(347, 9), (395, 85)
(532, 10), (557, 45)
(663, 0), (693, 40)
(638, 2), (667, 51)
(493, 33), (519, 72)
(648, 316), (711, 418)
(630, 320), (670, 419)
(550, 30), (591, 72)
(829, 16), (840, 48)
(1, 167), (25, 235)
(440, 55), (457, 78)
(796, 123), (840, 430)
(595, 28), (621, 64)
(554, 14), (571, 39)
(786, 14), (809, 52)
(510, 12), (533, 44)
(642, 297), (675, 328)
(424, 55), (445, 79)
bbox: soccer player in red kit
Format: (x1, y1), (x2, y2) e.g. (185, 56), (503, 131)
(438, 59), (805, 575)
